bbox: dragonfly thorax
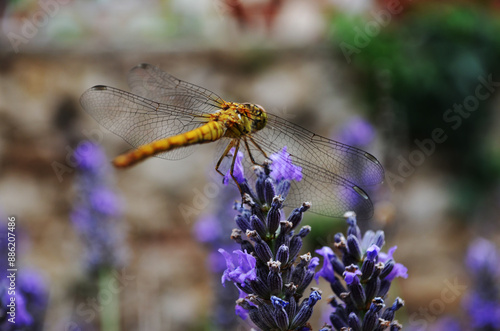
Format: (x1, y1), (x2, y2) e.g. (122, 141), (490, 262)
(217, 102), (268, 138)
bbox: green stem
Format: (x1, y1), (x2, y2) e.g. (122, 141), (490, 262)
(99, 268), (120, 331)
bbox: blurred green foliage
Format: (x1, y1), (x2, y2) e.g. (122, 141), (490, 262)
(330, 4), (500, 218)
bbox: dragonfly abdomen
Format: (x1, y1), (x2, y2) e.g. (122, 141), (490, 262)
(113, 121), (225, 168)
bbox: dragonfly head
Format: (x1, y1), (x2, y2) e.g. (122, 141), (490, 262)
(242, 103), (268, 133)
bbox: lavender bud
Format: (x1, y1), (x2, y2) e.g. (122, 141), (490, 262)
(250, 277), (270, 299)
(360, 259), (375, 282)
(298, 270), (315, 294)
(264, 177), (276, 206)
(276, 245), (290, 265)
(330, 254), (346, 276)
(250, 214), (267, 239)
(267, 196), (283, 236)
(276, 221), (292, 250)
(235, 214), (251, 233)
(271, 296), (289, 330)
(364, 274), (381, 305)
(289, 234), (303, 262)
(290, 290), (321, 329)
(285, 295), (297, 319)
(243, 194), (265, 223)
(378, 279), (391, 298)
(380, 297), (404, 322)
(330, 276), (347, 298)
(267, 260), (283, 296)
(380, 259), (395, 279)
(255, 169), (266, 204)
(276, 179), (291, 199)
(297, 225), (312, 238)
(249, 309), (271, 330)
(259, 303), (278, 329)
(347, 234), (362, 262)
(287, 202), (310, 229)
(240, 240), (255, 255)
(372, 230), (385, 250)
(347, 276), (366, 309)
(362, 298), (385, 331)
(390, 321), (403, 330)
(330, 312), (347, 330)
(247, 230), (273, 263)
(291, 253), (310, 288)
(348, 312), (362, 331)
(344, 211), (362, 240)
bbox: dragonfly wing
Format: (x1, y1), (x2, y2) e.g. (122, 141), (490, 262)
(80, 85), (207, 160)
(127, 63), (225, 114)
(249, 113), (384, 219)
(258, 114), (385, 186)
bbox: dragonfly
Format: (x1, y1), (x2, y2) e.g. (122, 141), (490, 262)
(80, 63), (384, 219)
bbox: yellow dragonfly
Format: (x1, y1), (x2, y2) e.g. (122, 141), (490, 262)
(80, 63), (384, 219)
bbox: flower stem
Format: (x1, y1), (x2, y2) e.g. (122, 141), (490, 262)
(99, 268), (120, 331)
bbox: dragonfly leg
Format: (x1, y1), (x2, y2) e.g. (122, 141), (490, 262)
(215, 140), (236, 177)
(249, 136), (269, 160)
(229, 140), (243, 195)
(243, 138), (261, 166)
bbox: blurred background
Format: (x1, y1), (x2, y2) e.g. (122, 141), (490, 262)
(0, 0), (500, 330)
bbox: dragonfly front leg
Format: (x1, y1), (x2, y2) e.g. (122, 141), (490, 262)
(248, 136), (269, 161)
(215, 140), (245, 197)
(215, 140), (236, 177)
(243, 138), (262, 166)
(228, 141), (244, 196)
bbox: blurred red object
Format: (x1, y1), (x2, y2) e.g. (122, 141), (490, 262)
(222, 0), (284, 30)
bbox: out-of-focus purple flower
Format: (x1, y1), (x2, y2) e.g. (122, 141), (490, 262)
(89, 188), (120, 216)
(269, 146), (303, 182)
(336, 117), (375, 147)
(466, 238), (499, 275)
(426, 316), (463, 331)
(379, 246), (408, 281)
(0, 225), (48, 330)
(223, 148), (245, 185)
(73, 140), (107, 172)
(219, 249), (257, 287)
(464, 292), (500, 329)
(463, 238), (500, 329)
(71, 141), (127, 273)
(1, 290), (33, 326)
(193, 215), (222, 244)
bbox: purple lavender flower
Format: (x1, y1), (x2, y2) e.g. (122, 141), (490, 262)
(465, 238), (499, 276)
(219, 249), (257, 286)
(193, 214), (222, 244)
(0, 224), (48, 330)
(335, 117), (375, 148)
(315, 212), (406, 330)
(463, 238), (500, 330)
(269, 146), (303, 182)
(71, 141), (127, 274)
(379, 246), (409, 281)
(217, 155), (323, 330)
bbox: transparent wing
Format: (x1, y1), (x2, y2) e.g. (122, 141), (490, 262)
(127, 63), (225, 113)
(248, 113), (385, 219)
(80, 85), (213, 160)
